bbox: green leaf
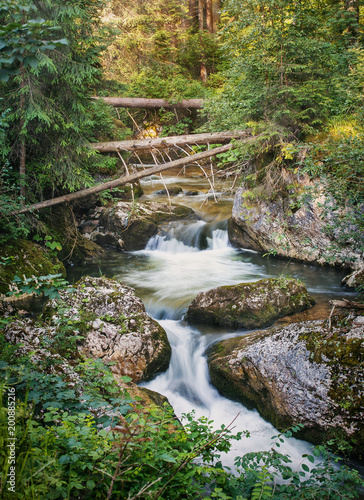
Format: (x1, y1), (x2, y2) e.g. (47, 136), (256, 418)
(23, 55), (39, 69)
(0, 70), (10, 82)
(159, 453), (177, 463)
(86, 480), (95, 490)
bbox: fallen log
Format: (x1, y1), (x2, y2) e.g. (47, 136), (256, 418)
(14, 139), (255, 215)
(91, 97), (204, 109)
(91, 131), (250, 153)
(329, 299), (364, 309)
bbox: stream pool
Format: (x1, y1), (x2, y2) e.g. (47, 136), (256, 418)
(67, 167), (361, 479)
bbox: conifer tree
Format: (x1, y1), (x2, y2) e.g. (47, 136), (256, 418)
(0, 0), (111, 203)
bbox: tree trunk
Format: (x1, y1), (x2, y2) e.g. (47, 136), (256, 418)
(19, 65), (26, 204)
(91, 131), (250, 152)
(198, 0), (208, 82)
(14, 142), (247, 214)
(91, 97), (204, 109)
(188, 0), (197, 27)
(206, 0), (213, 33)
(198, 0), (204, 30)
(212, 0), (220, 33)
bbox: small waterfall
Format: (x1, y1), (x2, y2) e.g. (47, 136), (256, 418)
(125, 221), (262, 319)
(143, 319), (313, 472)
(145, 220), (229, 252)
(133, 220), (315, 471)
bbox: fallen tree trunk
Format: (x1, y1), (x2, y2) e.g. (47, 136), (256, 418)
(14, 140), (253, 214)
(91, 97), (204, 109)
(329, 299), (364, 309)
(91, 131), (250, 153)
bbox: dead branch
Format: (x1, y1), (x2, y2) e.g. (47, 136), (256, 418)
(91, 131), (250, 153)
(91, 96), (203, 109)
(329, 299), (364, 310)
(13, 142), (250, 215)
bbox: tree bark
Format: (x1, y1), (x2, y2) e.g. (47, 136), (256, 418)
(212, 0), (220, 33)
(14, 141), (254, 214)
(198, 0), (204, 30)
(206, 0), (213, 33)
(198, 0), (208, 82)
(91, 97), (204, 109)
(91, 131), (250, 152)
(188, 0), (197, 26)
(19, 64), (26, 204)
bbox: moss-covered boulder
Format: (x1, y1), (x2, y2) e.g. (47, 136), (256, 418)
(2, 317), (171, 416)
(229, 183), (363, 269)
(207, 312), (364, 457)
(186, 277), (315, 329)
(90, 200), (198, 250)
(0, 239), (66, 296)
(4, 276), (171, 382)
(43, 276), (171, 382)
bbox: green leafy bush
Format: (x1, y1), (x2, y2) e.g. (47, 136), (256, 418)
(0, 344), (363, 500)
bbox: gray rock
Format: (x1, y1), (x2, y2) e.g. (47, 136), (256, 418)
(208, 312), (364, 456)
(228, 184), (363, 269)
(6, 276), (171, 383)
(343, 266), (364, 290)
(186, 277), (315, 329)
(154, 187), (183, 196)
(89, 201), (197, 251)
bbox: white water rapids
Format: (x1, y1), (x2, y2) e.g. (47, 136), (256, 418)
(119, 220), (315, 470)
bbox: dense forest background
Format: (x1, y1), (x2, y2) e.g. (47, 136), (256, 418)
(0, 0), (363, 239)
(1, 1), (364, 498)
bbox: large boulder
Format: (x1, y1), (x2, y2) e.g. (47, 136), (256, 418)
(207, 312), (364, 456)
(228, 183), (363, 269)
(5, 276), (171, 382)
(186, 277), (315, 329)
(2, 318), (170, 417)
(84, 200), (198, 251)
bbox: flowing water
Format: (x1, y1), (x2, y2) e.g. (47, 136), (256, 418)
(68, 168), (359, 474)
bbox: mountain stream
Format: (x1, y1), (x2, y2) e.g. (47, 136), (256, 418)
(69, 167), (357, 473)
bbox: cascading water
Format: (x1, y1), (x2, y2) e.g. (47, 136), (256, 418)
(123, 221), (265, 319)
(120, 220), (316, 469)
(67, 169), (362, 485)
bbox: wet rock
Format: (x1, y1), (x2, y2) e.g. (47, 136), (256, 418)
(154, 187), (183, 196)
(10, 276), (173, 382)
(186, 277), (315, 329)
(90, 200), (197, 250)
(207, 312), (364, 456)
(78, 219), (100, 235)
(228, 184), (363, 269)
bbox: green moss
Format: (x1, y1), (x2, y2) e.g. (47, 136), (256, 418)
(300, 315), (364, 419)
(0, 239), (66, 295)
(188, 277), (314, 329)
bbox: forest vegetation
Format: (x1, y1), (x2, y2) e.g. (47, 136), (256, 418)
(0, 0), (364, 498)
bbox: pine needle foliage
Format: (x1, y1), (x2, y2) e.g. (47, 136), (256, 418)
(0, 0), (119, 203)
